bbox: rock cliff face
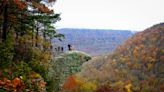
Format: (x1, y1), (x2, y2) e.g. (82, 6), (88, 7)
(48, 51), (91, 91)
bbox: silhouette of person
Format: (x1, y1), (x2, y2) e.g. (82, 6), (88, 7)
(55, 48), (57, 51)
(61, 47), (64, 52)
(58, 46), (60, 51)
(68, 44), (72, 51)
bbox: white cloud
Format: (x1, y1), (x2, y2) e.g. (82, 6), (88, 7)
(53, 0), (164, 31)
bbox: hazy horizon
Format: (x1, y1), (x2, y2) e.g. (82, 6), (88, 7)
(53, 0), (164, 31)
(57, 27), (138, 32)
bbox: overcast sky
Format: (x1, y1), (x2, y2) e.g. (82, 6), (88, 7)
(53, 0), (164, 31)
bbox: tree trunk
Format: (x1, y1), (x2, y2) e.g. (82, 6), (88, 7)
(2, 4), (8, 42)
(35, 27), (39, 47)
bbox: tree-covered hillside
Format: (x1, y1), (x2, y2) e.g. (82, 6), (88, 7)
(62, 23), (164, 92)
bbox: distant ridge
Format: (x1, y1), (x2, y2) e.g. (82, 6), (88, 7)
(78, 23), (164, 92)
(53, 28), (133, 56)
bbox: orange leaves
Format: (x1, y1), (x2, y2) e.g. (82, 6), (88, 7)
(160, 55), (164, 62)
(62, 75), (83, 91)
(9, 0), (54, 12)
(15, 0), (55, 13)
(0, 77), (21, 88)
(133, 44), (144, 58)
(32, 1), (53, 13)
(0, 77), (46, 91)
(0, 79), (6, 85)
(0, 77), (28, 92)
(0, 77), (11, 87)
(12, 77), (21, 88)
(39, 81), (47, 88)
(133, 46), (139, 58)
(62, 75), (77, 90)
(14, 0), (27, 10)
(14, 0), (20, 4)
(140, 45), (158, 63)
(160, 84), (164, 91)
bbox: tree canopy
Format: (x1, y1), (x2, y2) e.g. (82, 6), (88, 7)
(0, 0), (65, 91)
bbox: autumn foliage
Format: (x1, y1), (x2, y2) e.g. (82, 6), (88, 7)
(62, 75), (83, 91)
(0, 77), (47, 92)
(14, 0), (27, 10)
(77, 23), (164, 92)
(95, 84), (115, 92)
(0, 77), (24, 91)
(0, 0), (62, 91)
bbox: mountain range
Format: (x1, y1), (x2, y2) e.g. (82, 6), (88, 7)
(53, 28), (134, 56)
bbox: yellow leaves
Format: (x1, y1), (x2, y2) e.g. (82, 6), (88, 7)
(112, 81), (125, 91)
(161, 49), (164, 54)
(40, 51), (51, 62)
(110, 60), (117, 66)
(80, 81), (97, 92)
(29, 71), (42, 79)
(120, 56), (130, 63)
(133, 63), (141, 69)
(125, 80), (132, 92)
(113, 81), (124, 87)
(34, 35), (44, 46)
(18, 34), (33, 45)
(42, 40), (51, 48)
(125, 83), (132, 92)
(147, 63), (154, 70)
